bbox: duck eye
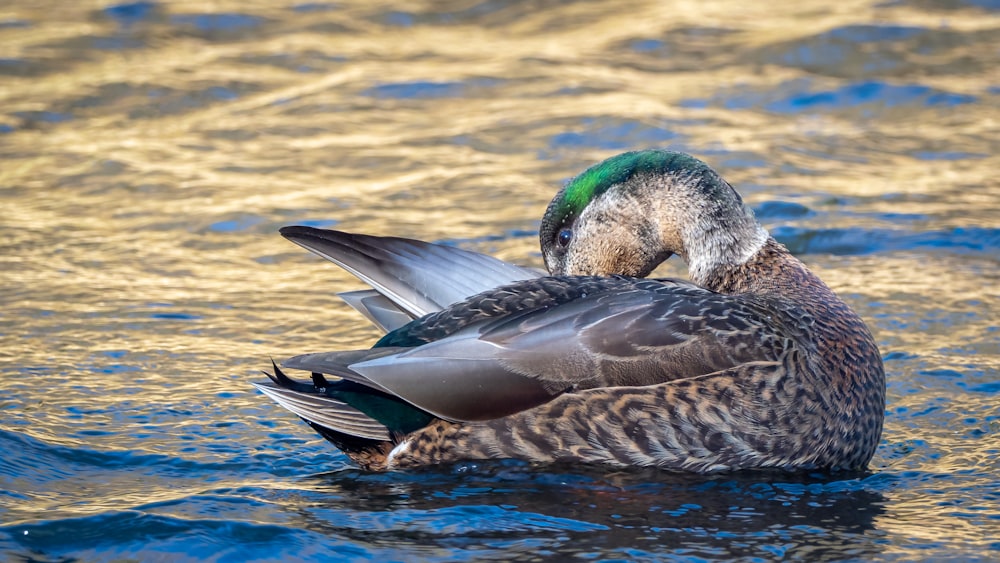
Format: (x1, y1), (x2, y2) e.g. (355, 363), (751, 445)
(557, 228), (572, 247)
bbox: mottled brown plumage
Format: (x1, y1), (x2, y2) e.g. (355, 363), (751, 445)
(255, 150), (885, 472)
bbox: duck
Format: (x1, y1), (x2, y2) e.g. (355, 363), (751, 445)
(254, 149), (885, 472)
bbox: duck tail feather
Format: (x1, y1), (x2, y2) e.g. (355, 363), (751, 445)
(252, 379), (392, 442)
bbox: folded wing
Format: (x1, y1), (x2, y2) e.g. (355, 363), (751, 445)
(276, 277), (789, 430)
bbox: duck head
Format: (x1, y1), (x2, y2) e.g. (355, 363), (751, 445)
(539, 150), (769, 286)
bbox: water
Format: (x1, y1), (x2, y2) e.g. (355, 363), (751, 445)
(1, 0), (998, 560)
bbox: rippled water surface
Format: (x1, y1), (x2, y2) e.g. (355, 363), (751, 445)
(2, 0), (998, 561)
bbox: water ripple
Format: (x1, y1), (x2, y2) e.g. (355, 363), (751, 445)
(772, 226), (1000, 256)
(0, 0), (997, 561)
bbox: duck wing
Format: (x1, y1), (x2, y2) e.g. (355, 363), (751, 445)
(280, 226), (543, 331)
(279, 277), (792, 425)
(282, 349), (560, 423)
(336, 290), (413, 333)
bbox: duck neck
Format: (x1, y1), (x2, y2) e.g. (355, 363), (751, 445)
(680, 212), (770, 291)
(694, 236), (832, 299)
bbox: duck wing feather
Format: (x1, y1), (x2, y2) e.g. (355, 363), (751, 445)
(280, 226), (542, 330)
(336, 290), (414, 333)
(253, 381), (391, 441)
(281, 277), (793, 425)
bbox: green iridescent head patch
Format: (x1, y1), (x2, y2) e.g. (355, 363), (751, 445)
(558, 150), (711, 219)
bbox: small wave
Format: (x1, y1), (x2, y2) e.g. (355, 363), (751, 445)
(0, 428), (255, 480)
(363, 78), (503, 100)
(771, 225), (1000, 256)
(1, 511), (299, 559)
(682, 77), (978, 115)
(102, 2), (160, 27)
(548, 118), (680, 151)
(170, 13), (267, 34)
